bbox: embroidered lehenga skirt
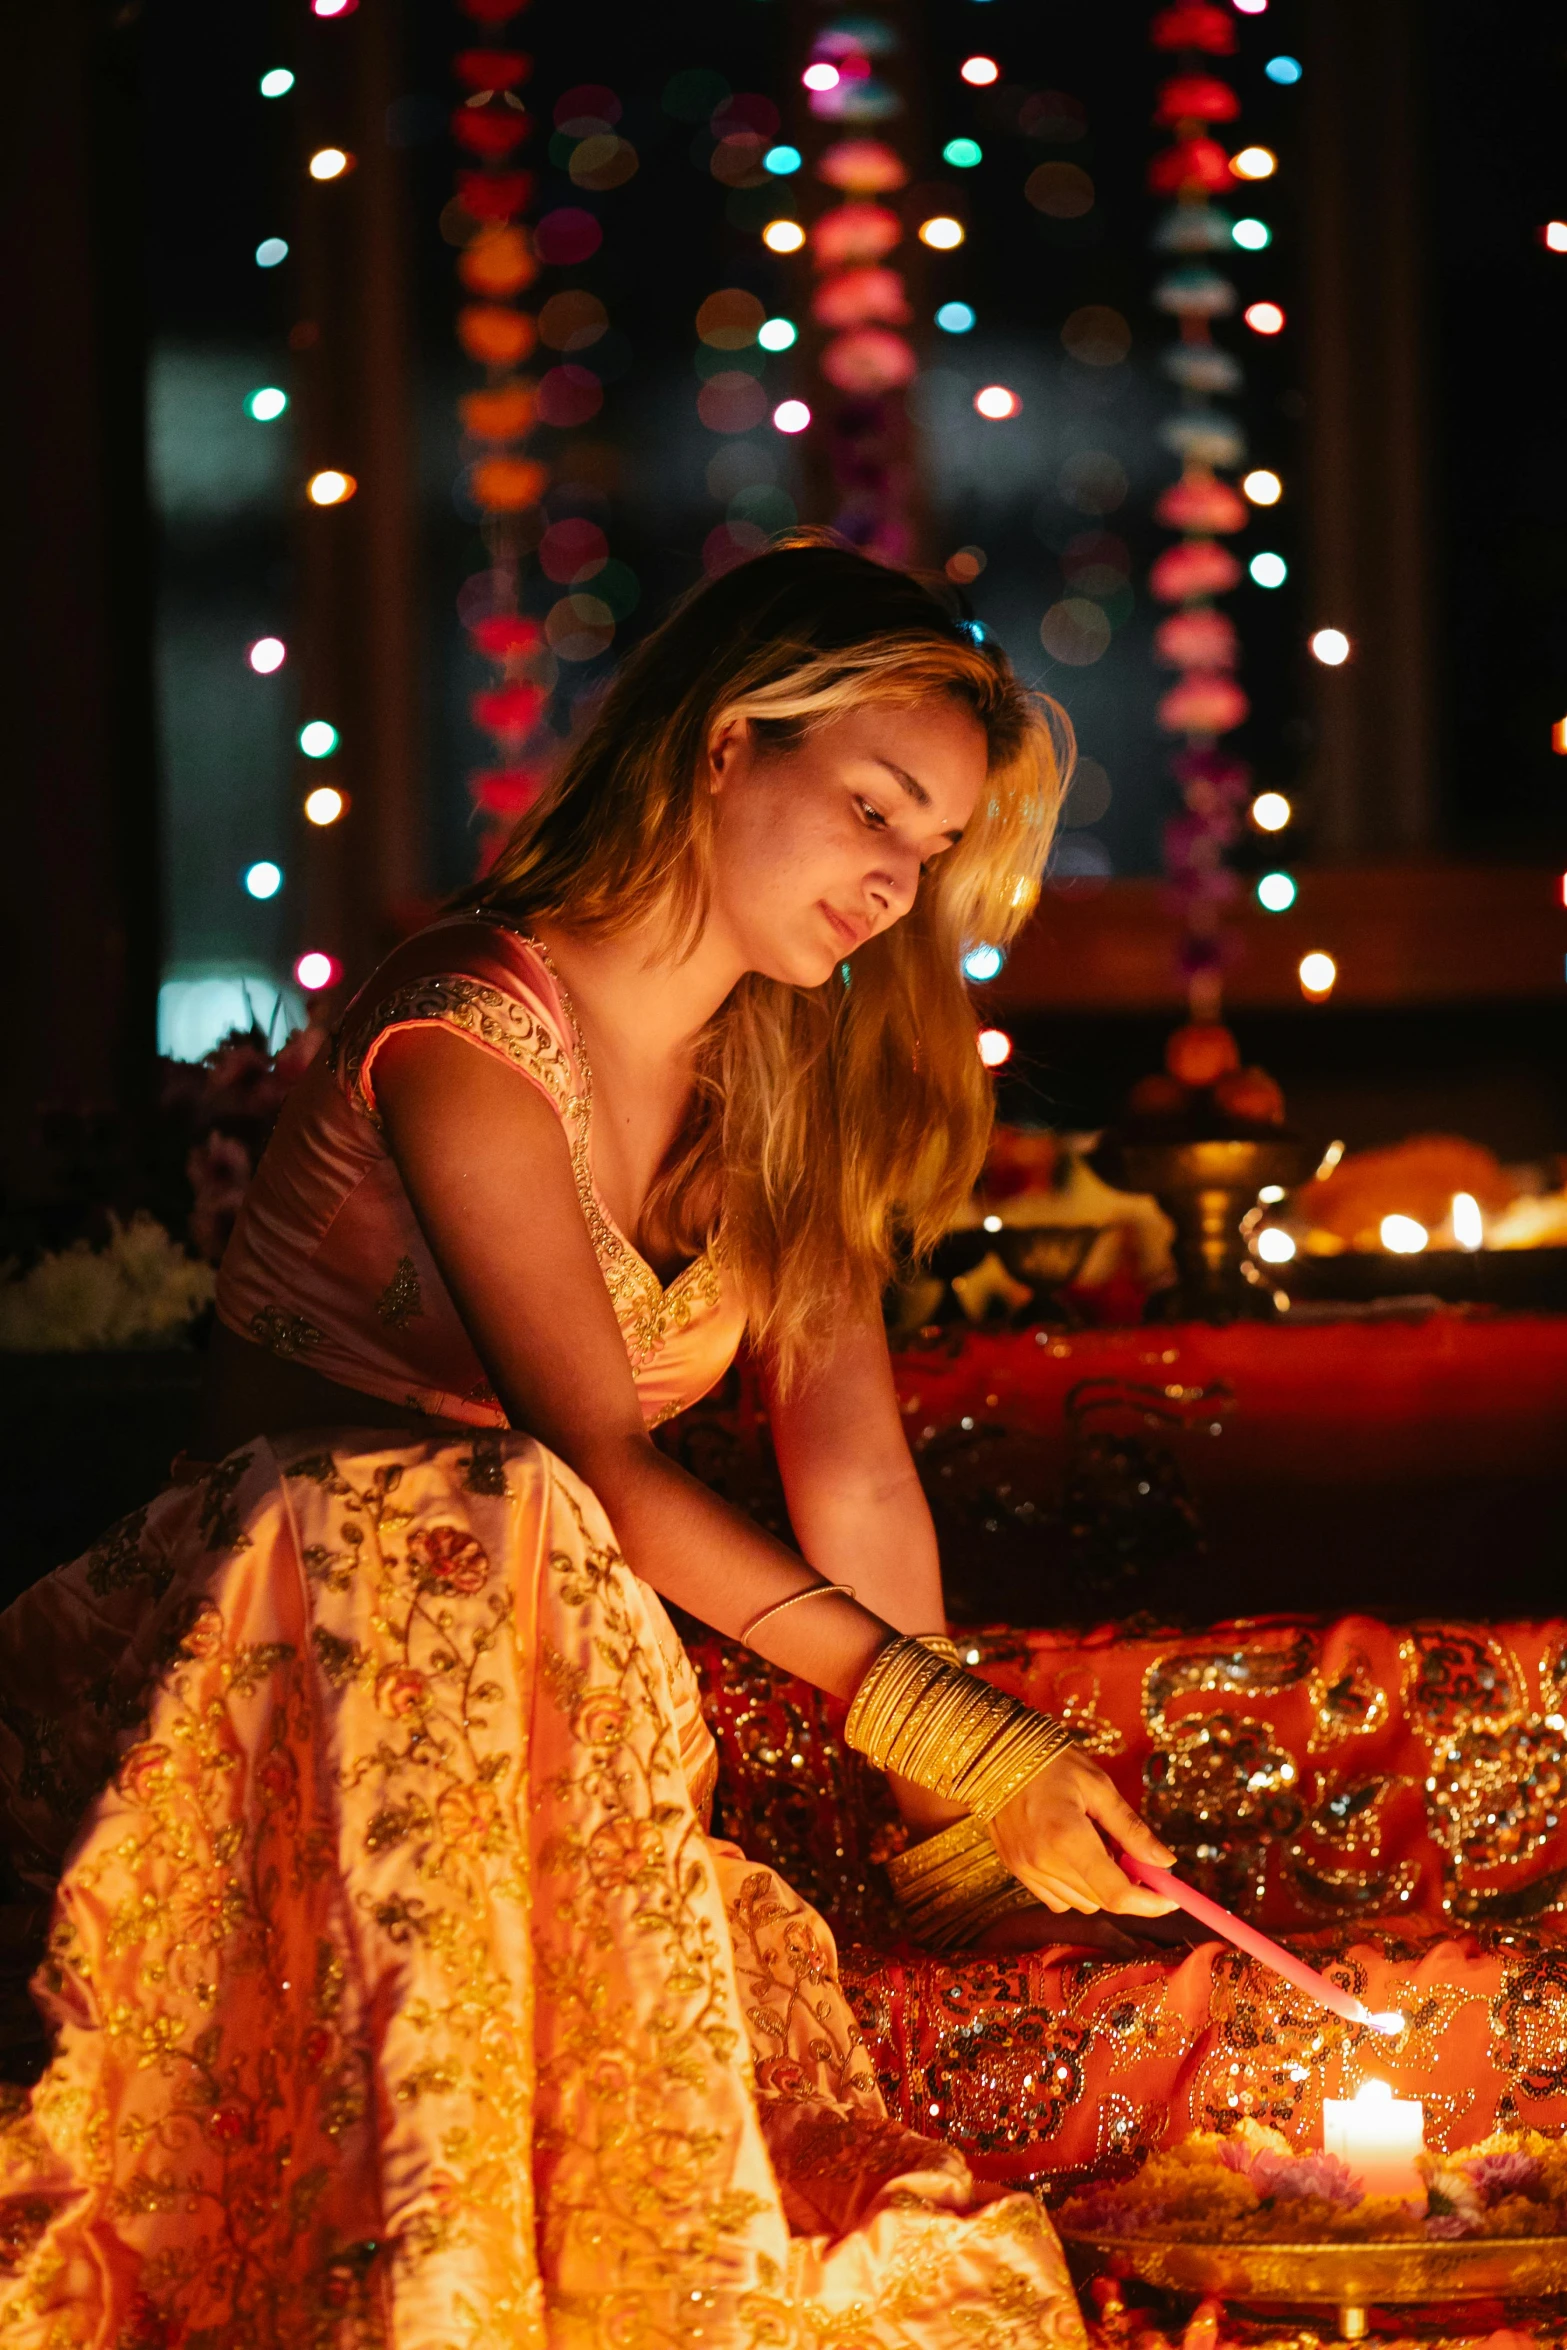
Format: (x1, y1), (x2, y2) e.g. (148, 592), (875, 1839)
(0, 1433), (1085, 2349)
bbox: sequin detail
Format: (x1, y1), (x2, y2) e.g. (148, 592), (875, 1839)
(374, 1253), (424, 1328)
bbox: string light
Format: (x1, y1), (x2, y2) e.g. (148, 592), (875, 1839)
(1310, 627), (1351, 666)
(1380, 1214), (1428, 1255)
(306, 469), (356, 505)
(962, 943), (1004, 982)
(1545, 222), (1567, 254)
(943, 138), (983, 168)
(1298, 951), (1337, 999)
(977, 1026), (1013, 1066)
(312, 0), (357, 15)
(295, 951), (341, 992)
(757, 317), (797, 351)
(936, 301), (976, 333)
(259, 69), (295, 99)
(308, 147), (353, 182)
(248, 637), (286, 675)
(1264, 55), (1302, 83)
(772, 399), (811, 434)
(1255, 1226), (1296, 1264)
(1250, 551), (1288, 588)
(243, 861), (283, 900)
(1232, 218), (1271, 250)
(974, 385), (1020, 419)
(1230, 146), (1277, 180)
(1256, 870), (1297, 912)
(1251, 791), (1291, 831)
(763, 144), (802, 175)
(762, 218), (805, 253)
(1242, 468), (1282, 504)
(304, 786), (347, 827)
(1233, 0), (1268, 14)
(802, 62), (840, 92)
(298, 721), (340, 758)
(1244, 301), (1285, 335)
(960, 56), (1000, 85)
(919, 215), (965, 249)
(255, 237), (289, 268)
(245, 386), (288, 422)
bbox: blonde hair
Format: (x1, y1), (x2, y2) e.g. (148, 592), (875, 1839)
(464, 536), (1072, 1387)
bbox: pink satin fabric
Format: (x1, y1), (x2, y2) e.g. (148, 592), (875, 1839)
(216, 919), (746, 1429)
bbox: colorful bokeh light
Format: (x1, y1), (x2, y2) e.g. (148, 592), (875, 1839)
(308, 147), (351, 182)
(1232, 217), (1271, 250)
(764, 144), (802, 175)
(772, 399), (811, 434)
(255, 237), (289, 268)
(1242, 468), (1282, 505)
(1250, 551), (1288, 588)
(936, 301), (976, 333)
(259, 69), (295, 99)
(1310, 627), (1351, 666)
(961, 56), (1000, 85)
(757, 317), (798, 351)
(306, 470), (356, 506)
(248, 637), (286, 675)
(295, 951), (341, 992)
(1256, 870), (1297, 912)
(1231, 146), (1277, 180)
(977, 1026), (1013, 1067)
(919, 215), (965, 249)
(762, 218), (805, 252)
(974, 384), (1020, 419)
(243, 861), (283, 900)
(943, 138), (983, 168)
(1251, 791), (1291, 832)
(1244, 301), (1285, 334)
(304, 786), (346, 827)
(245, 386), (288, 422)
(298, 720), (340, 758)
(1298, 951), (1337, 999)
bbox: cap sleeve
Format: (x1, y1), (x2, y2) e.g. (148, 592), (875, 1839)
(330, 949), (580, 1133)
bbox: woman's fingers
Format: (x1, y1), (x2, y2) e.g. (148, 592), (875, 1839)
(1082, 1775), (1177, 1871)
(991, 1751), (1180, 1916)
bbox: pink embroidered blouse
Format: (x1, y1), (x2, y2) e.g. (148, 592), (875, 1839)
(215, 919), (745, 1428)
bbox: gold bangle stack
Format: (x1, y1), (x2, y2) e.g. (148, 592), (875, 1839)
(883, 1812), (1037, 1951)
(845, 1636), (1076, 1820)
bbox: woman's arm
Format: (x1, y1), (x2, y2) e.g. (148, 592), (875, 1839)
(765, 1307), (946, 1640)
(374, 1027), (1174, 1915)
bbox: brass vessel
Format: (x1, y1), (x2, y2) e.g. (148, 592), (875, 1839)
(1091, 1135), (1313, 1321)
(1061, 2228), (1567, 2341)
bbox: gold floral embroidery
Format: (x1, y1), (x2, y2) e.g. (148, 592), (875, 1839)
(248, 1303), (324, 1359)
(374, 1253), (424, 1327)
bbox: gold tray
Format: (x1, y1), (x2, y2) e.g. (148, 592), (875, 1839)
(1060, 2230), (1567, 2338)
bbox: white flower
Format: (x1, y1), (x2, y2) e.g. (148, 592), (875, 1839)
(0, 1214), (214, 1351)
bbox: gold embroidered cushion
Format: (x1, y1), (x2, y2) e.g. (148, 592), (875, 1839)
(214, 919), (746, 1428)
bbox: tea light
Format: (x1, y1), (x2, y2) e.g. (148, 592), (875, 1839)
(1322, 2079), (1424, 2201)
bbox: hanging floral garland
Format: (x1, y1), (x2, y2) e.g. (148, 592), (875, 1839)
(1145, 0), (1255, 1020)
(798, 19), (921, 564)
(449, 0), (549, 861)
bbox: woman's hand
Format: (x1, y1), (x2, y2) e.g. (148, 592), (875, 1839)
(988, 1747), (1179, 1918)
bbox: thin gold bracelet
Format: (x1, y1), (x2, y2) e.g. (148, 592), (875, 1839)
(739, 1580), (856, 1649)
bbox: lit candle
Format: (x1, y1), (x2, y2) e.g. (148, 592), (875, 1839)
(1322, 2079), (1424, 2201)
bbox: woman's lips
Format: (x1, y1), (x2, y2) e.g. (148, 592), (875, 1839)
(820, 903), (863, 950)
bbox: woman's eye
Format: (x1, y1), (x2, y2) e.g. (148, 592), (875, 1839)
(856, 797), (888, 829)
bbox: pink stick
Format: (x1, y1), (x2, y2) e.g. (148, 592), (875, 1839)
(1122, 1855), (1372, 2029)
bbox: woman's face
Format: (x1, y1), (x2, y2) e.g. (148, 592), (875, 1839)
(705, 696), (989, 987)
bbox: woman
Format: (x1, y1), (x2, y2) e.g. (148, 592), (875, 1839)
(0, 540), (1174, 2346)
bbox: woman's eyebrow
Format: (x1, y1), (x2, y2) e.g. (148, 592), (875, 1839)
(872, 756), (931, 809)
(872, 757), (965, 845)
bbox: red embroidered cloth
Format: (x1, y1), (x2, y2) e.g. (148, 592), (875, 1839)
(687, 1611), (1567, 2193)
